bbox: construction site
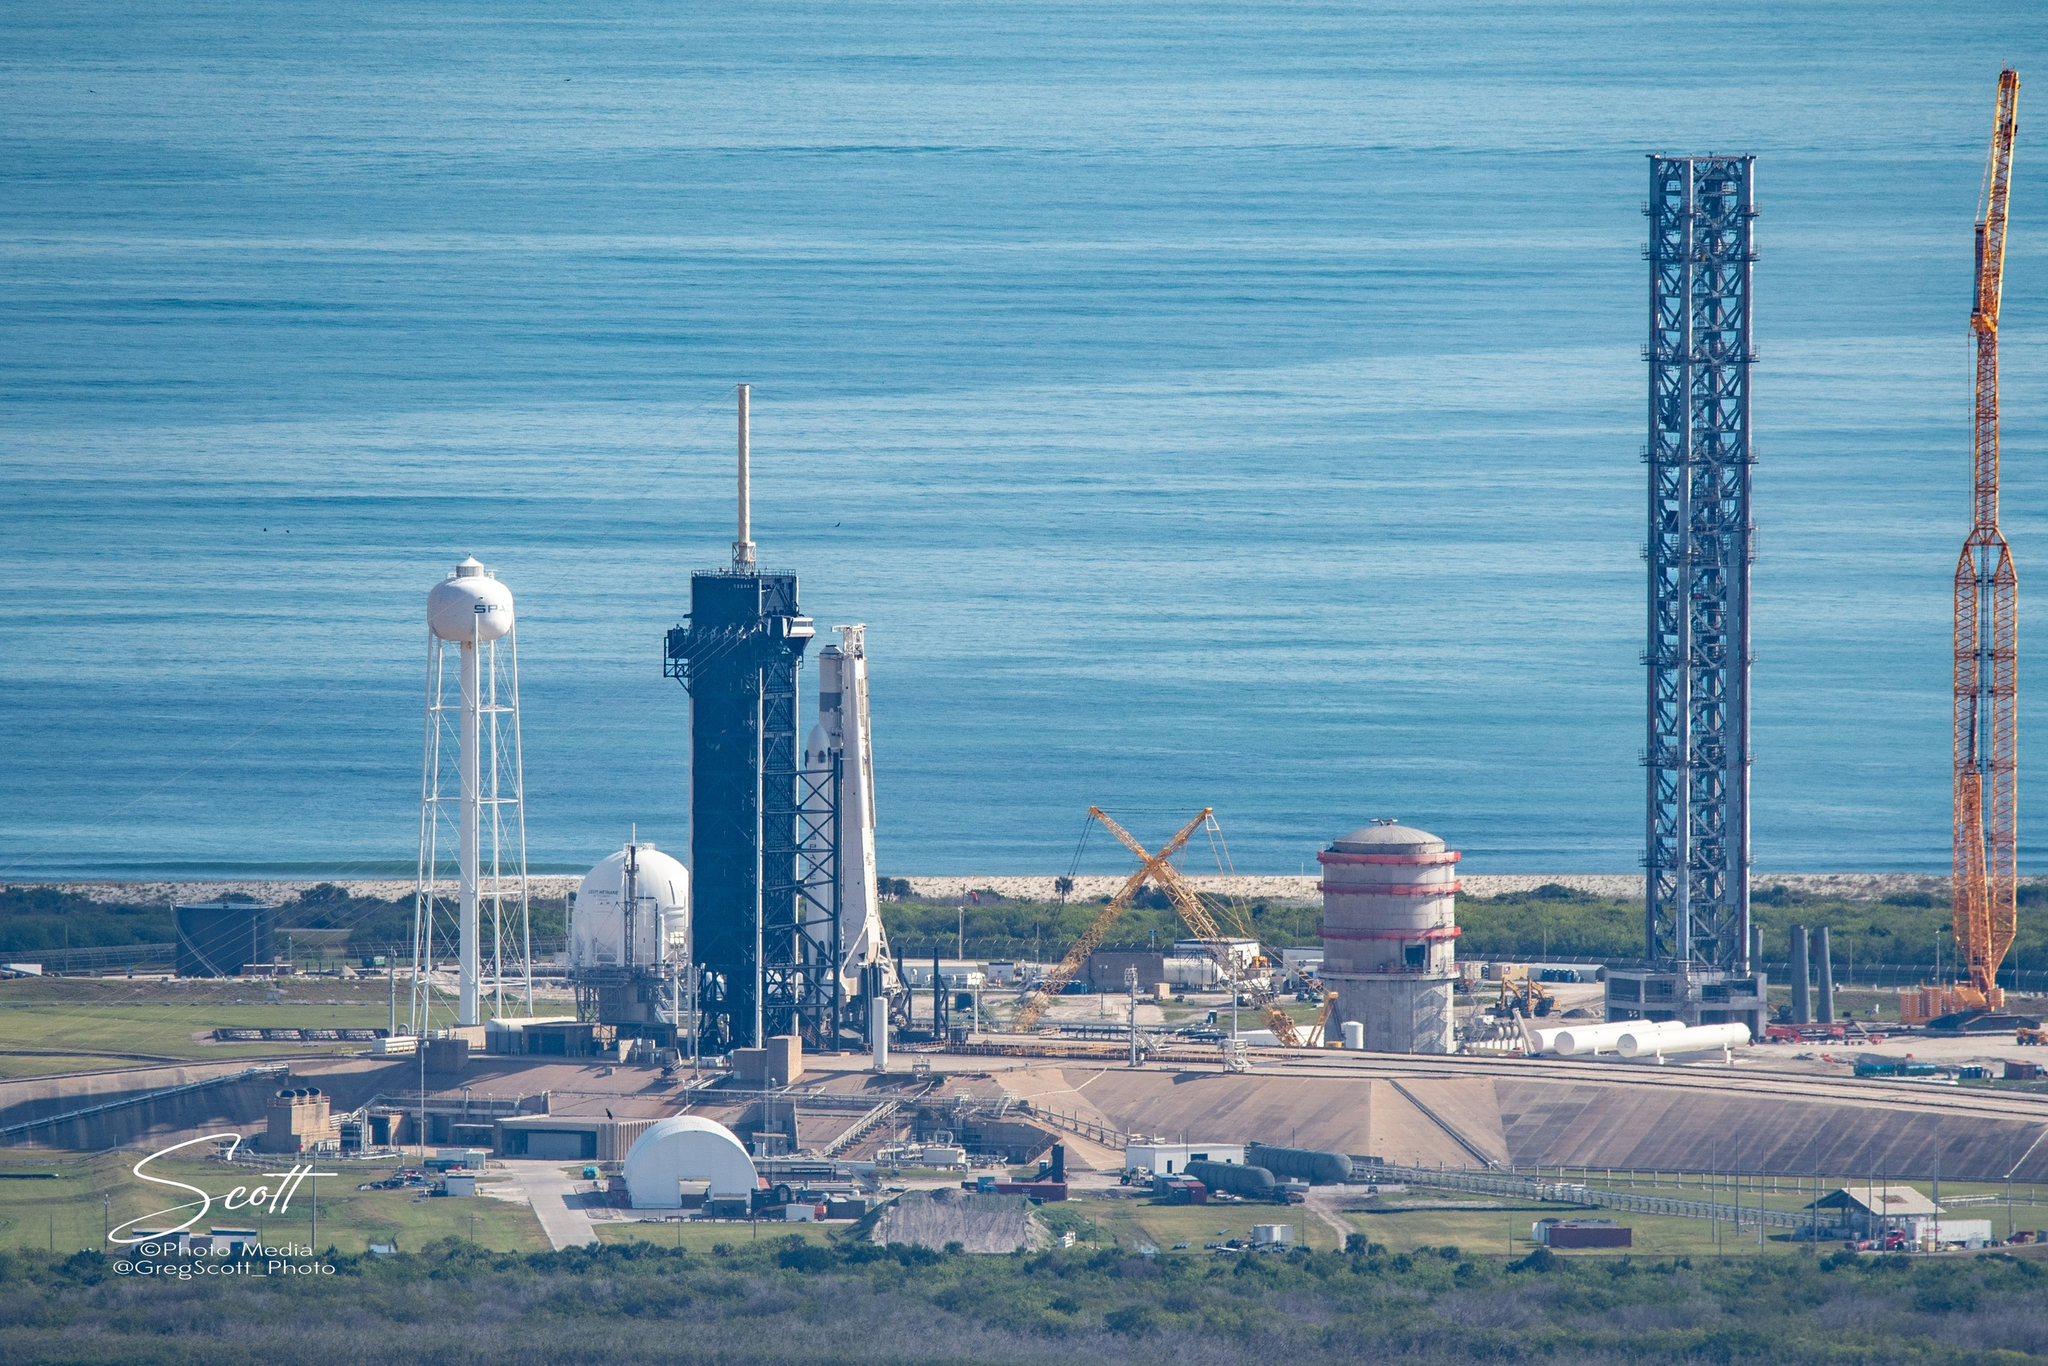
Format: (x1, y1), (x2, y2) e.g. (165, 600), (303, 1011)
(4, 73), (2044, 1268)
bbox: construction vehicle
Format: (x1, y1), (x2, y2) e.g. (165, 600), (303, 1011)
(1306, 991), (1339, 1047)
(1011, 806), (1321, 1046)
(1487, 967), (1554, 1019)
(1010, 809), (1211, 1032)
(1082, 808), (1306, 1047)
(2019, 1025), (2046, 1047)
(1950, 70), (2022, 1018)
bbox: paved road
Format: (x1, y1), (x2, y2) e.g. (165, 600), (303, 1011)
(489, 1160), (602, 1251)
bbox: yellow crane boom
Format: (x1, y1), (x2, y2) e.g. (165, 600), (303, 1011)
(1089, 807), (1305, 1047)
(1953, 68), (2022, 1010)
(1010, 808), (1211, 1031)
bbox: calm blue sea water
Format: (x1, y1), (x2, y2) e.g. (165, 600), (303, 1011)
(1, 2), (2044, 881)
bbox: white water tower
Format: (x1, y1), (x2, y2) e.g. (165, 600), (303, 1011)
(414, 556), (531, 1030)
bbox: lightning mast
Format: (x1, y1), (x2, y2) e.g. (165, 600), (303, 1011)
(1952, 70), (2022, 1013)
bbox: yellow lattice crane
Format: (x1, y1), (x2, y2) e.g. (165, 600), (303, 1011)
(1953, 68), (2023, 1013)
(1010, 809), (1211, 1032)
(1084, 807), (1307, 1046)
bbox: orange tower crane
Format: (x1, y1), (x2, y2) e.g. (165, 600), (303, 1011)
(1953, 69), (2022, 1012)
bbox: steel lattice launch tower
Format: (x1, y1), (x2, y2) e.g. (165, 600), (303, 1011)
(666, 386), (815, 1053)
(1610, 156), (1766, 1035)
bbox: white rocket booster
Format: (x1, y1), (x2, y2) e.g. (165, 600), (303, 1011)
(803, 624), (897, 996)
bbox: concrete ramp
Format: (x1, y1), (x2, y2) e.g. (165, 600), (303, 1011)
(999, 1064), (2048, 1186)
(0, 1061), (285, 1150)
(1378, 1079), (1510, 1168)
(992, 1067), (1125, 1170)
(1057, 1068), (1373, 1155)
(1030, 1068), (1484, 1170)
(1498, 1081), (2048, 1183)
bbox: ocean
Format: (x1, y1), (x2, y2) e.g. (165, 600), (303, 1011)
(1, 1), (2043, 881)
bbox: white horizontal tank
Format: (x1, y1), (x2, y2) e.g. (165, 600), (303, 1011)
(1550, 1018), (1686, 1056)
(571, 841), (688, 972)
(1617, 1022), (1750, 1062)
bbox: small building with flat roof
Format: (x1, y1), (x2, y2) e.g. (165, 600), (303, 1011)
(1804, 1185), (1941, 1237)
(495, 1114), (657, 1162)
(1124, 1142), (1245, 1175)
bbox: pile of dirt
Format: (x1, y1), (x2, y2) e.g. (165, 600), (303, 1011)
(869, 1189), (1048, 1254)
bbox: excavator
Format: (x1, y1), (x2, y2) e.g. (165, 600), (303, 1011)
(1949, 70), (2023, 1024)
(1487, 969), (1555, 1020)
(1011, 807), (1324, 1046)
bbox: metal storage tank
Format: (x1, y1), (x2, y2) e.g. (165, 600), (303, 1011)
(569, 840), (689, 1034)
(1317, 820), (1459, 1054)
(570, 842), (689, 973)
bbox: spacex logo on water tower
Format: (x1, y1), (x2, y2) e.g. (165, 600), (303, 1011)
(416, 556), (532, 1032)
(427, 559), (513, 643)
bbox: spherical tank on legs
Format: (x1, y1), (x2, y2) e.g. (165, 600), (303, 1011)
(423, 555), (518, 1029)
(428, 556), (515, 642)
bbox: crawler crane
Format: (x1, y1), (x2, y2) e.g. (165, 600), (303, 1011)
(1952, 70), (2022, 1018)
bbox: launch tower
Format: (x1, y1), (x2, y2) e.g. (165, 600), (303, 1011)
(1610, 155), (1766, 1035)
(666, 386), (816, 1052)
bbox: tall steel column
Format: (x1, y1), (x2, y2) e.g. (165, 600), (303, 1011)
(1644, 155), (1755, 972)
(666, 570), (813, 1051)
(665, 387), (827, 1052)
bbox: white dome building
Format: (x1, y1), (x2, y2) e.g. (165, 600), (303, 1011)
(623, 1116), (758, 1209)
(571, 842), (689, 973)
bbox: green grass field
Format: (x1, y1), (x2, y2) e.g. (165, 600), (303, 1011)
(1344, 1200), (1807, 1257)
(0, 1147), (549, 1254)
(1081, 1195), (1344, 1252)
(0, 974), (445, 1078)
(1342, 1180), (2048, 1258)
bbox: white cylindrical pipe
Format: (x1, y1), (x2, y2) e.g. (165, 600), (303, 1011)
(459, 639), (480, 1027)
(1530, 1026), (1570, 1054)
(1551, 1018), (1686, 1056)
(871, 997), (890, 1071)
(734, 383), (755, 569)
(1342, 1020), (1365, 1051)
(1618, 1022), (1751, 1061)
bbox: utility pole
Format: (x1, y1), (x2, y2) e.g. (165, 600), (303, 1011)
(957, 907), (965, 962)
(1130, 966), (1144, 1064)
(418, 1006), (429, 1161)
(688, 910), (699, 1082)
(1934, 1151), (1942, 1244)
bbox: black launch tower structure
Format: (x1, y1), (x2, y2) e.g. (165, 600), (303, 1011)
(666, 569), (813, 1053)
(665, 383), (855, 1055)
